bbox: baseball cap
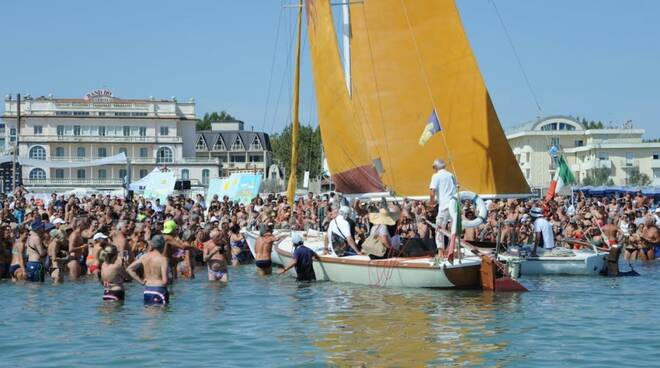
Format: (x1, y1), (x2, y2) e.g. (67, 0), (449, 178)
(292, 232), (304, 246)
(163, 219), (177, 234)
(93, 233), (108, 241)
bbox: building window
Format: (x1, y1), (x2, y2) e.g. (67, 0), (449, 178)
(76, 147), (86, 158)
(250, 136), (262, 150)
(29, 168), (46, 180)
(97, 147), (107, 158)
(99, 126), (106, 136)
(119, 169), (127, 180)
(55, 169), (64, 179)
(213, 137), (226, 151)
(160, 127), (169, 136)
(29, 146), (46, 160)
(525, 169), (530, 179)
(157, 147), (173, 163)
(123, 126), (131, 137)
(249, 155), (264, 162)
(550, 137), (560, 148)
(119, 147), (128, 156)
(653, 153), (659, 160)
(575, 140), (584, 147)
(196, 136), (207, 150)
(57, 125), (65, 136)
(77, 169), (86, 179)
(132, 112), (148, 117)
(181, 169), (189, 180)
(139, 169), (148, 178)
(231, 136), (244, 151)
(10, 128), (16, 142)
(139, 127), (147, 137)
(625, 152), (634, 166)
(202, 169), (210, 185)
(73, 111), (90, 116)
(525, 152), (531, 163)
(231, 154), (246, 163)
(98, 169), (107, 179)
(74, 125), (81, 136)
(34, 125), (43, 135)
(139, 147), (148, 158)
(98, 112), (106, 117)
(115, 112), (130, 117)
(598, 153), (609, 161)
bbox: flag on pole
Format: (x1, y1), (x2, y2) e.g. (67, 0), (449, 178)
(546, 155), (575, 200)
(418, 109), (442, 146)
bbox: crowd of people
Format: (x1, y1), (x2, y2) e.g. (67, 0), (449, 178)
(1, 160), (659, 305)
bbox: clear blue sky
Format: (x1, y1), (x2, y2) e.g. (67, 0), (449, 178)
(1, 0), (658, 137)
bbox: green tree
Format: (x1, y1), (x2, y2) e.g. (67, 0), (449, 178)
(197, 111), (238, 131)
(271, 124), (323, 180)
(582, 167), (612, 186)
(627, 167), (651, 186)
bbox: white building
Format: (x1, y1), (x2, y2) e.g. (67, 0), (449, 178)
(1, 90), (220, 191)
(507, 116), (660, 189)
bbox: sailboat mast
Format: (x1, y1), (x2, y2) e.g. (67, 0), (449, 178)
(341, 2), (351, 95)
(286, 0), (303, 206)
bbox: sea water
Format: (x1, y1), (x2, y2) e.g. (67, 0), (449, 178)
(1, 261), (660, 367)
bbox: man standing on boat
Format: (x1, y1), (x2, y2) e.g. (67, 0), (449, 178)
(530, 207), (554, 257)
(429, 159), (456, 257)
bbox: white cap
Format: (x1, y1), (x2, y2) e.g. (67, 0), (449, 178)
(339, 206), (350, 216)
(52, 218), (66, 225)
(292, 232), (304, 246)
(93, 233), (108, 241)
(210, 216), (219, 223)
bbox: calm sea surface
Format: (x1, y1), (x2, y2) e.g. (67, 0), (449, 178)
(1, 261), (660, 367)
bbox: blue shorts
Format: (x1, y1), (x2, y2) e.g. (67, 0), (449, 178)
(26, 261), (45, 282)
(655, 245), (660, 259)
(9, 264), (20, 276)
(144, 286), (169, 306)
(208, 267), (227, 280)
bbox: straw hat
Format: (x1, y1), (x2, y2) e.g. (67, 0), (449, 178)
(369, 208), (396, 226)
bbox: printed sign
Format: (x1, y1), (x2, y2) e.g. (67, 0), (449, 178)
(207, 173), (262, 205)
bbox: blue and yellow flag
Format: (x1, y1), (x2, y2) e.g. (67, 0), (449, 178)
(418, 109), (442, 146)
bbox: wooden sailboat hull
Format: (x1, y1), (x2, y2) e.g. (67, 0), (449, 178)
(273, 236), (481, 289)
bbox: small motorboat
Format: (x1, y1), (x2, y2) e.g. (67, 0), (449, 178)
(498, 244), (606, 276)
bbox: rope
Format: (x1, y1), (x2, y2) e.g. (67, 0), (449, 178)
(261, 3), (285, 132)
(488, 0), (542, 113)
(398, 0), (458, 183)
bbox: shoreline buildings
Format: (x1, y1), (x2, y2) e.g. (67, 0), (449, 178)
(507, 116), (660, 190)
(0, 90), (273, 192)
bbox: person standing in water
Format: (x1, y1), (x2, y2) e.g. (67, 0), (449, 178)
(279, 233), (319, 282)
(26, 220), (47, 282)
(127, 235), (170, 306)
(428, 159), (457, 258)
(203, 229), (229, 282)
(98, 244), (129, 302)
(254, 223), (276, 275)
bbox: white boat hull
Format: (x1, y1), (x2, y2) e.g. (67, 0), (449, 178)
(499, 248), (606, 276)
(274, 237), (482, 289)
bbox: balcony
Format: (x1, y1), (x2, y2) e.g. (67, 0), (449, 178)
(581, 159), (612, 170)
(23, 178), (124, 187)
(20, 135), (182, 143)
(621, 159), (639, 170)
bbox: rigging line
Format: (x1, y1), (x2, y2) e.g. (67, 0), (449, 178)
(398, 0), (458, 183)
(359, 6), (397, 192)
(489, 0), (543, 113)
(261, 3), (285, 131)
(269, 8), (296, 134)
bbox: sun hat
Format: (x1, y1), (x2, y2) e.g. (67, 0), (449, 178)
(369, 208), (396, 226)
(163, 219), (177, 235)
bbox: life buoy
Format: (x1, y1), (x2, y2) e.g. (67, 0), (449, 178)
(448, 191), (488, 229)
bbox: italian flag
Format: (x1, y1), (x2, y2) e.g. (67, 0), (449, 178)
(546, 155), (575, 200)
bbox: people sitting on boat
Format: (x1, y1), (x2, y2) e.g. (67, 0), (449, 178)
(324, 206), (359, 257)
(429, 158), (457, 258)
(279, 233), (319, 282)
(530, 207), (554, 257)
(364, 208), (396, 260)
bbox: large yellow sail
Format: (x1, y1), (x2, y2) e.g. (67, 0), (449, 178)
(306, 0), (384, 193)
(347, 0), (529, 196)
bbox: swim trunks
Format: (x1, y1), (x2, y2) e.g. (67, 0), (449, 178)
(88, 263), (99, 274)
(9, 264), (20, 276)
(26, 261), (45, 282)
(144, 286), (169, 306)
(207, 267), (227, 281)
(103, 289), (125, 302)
(654, 244), (660, 259)
(255, 260), (272, 269)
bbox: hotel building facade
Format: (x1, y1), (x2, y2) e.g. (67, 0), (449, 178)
(1, 90), (221, 191)
(507, 116), (660, 190)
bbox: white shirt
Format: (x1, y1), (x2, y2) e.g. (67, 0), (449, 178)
(326, 215), (351, 243)
(429, 169), (457, 211)
(533, 217), (555, 249)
